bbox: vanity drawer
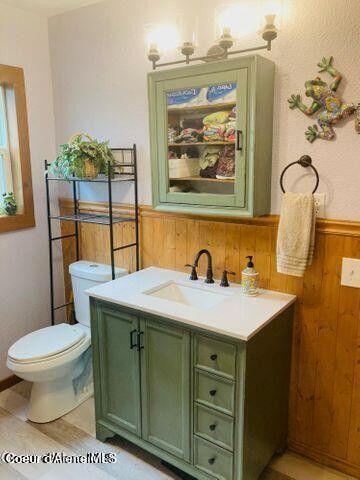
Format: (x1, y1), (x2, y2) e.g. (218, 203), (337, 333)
(194, 436), (233, 480)
(195, 370), (235, 416)
(194, 403), (234, 451)
(195, 335), (236, 379)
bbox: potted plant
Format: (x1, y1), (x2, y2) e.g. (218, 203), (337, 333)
(1, 192), (17, 215)
(49, 133), (116, 181)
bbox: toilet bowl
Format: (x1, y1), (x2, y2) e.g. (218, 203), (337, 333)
(7, 261), (127, 423)
(7, 323), (92, 422)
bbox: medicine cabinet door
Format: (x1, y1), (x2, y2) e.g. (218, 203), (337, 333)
(155, 68), (248, 209)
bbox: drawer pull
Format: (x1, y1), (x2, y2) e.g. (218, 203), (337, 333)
(129, 329), (138, 349)
(208, 457), (216, 465)
(209, 423), (217, 431)
(138, 331), (144, 350)
(210, 354), (218, 361)
(209, 389), (217, 397)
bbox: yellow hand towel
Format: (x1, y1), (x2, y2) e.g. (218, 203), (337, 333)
(277, 192), (315, 277)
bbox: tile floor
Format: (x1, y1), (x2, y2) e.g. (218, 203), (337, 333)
(0, 382), (356, 480)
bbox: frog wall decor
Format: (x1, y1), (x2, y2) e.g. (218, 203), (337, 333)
(288, 57), (358, 143)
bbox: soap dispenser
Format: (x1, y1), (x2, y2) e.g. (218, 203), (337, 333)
(241, 256), (259, 296)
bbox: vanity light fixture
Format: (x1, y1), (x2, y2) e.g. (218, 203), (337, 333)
(147, 5), (279, 70)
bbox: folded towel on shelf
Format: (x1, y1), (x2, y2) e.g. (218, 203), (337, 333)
(175, 128), (201, 143)
(277, 192), (315, 277)
(216, 146), (235, 178)
(168, 127), (178, 143)
(203, 111), (230, 125)
(203, 124), (226, 142)
(199, 146), (221, 177)
(224, 120), (236, 142)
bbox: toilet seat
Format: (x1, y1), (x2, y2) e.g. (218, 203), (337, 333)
(8, 323), (87, 364)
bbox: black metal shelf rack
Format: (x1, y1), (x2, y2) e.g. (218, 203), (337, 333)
(45, 145), (140, 325)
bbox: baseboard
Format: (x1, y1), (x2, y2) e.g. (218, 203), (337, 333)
(288, 439), (360, 478)
(0, 374), (21, 393)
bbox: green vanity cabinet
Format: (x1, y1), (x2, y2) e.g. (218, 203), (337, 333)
(140, 318), (191, 460)
(148, 55), (275, 218)
(92, 305), (141, 436)
(91, 302), (191, 463)
(91, 298), (294, 480)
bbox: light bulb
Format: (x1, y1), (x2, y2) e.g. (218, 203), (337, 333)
(216, 3), (260, 40)
(146, 24), (180, 55)
(263, 0), (282, 17)
(178, 15), (198, 50)
(262, 0), (283, 31)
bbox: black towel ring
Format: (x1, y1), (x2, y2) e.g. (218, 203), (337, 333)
(280, 155), (319, 194)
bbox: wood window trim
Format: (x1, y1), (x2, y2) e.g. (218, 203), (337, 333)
(0, 64), (34, 233)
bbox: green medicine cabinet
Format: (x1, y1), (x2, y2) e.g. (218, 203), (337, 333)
(148, 55), (275, 217)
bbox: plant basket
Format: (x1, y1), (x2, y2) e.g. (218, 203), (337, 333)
(83, 160), (99, 179)
(69, 133), (100, 179)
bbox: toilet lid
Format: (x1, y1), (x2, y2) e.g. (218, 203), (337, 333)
(8, 324), (86, 363)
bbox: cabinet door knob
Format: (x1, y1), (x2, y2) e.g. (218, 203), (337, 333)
(209, 424), (216, 431)
(209, 389), (217, 397)
(208, 457), (216, 465)
(210, 354), (217, 361)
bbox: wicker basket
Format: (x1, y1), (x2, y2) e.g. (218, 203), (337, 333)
(69, 132), (100, 179)
(83, 160), (99, 179)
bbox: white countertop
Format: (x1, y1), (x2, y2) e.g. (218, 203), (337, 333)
(86, 267), (296, 341)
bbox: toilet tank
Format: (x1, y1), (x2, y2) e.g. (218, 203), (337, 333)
(69, 261), (128, 327)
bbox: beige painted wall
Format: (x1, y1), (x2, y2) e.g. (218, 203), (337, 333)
(49, 0), (360, 220)
(0, 3), (59, 380)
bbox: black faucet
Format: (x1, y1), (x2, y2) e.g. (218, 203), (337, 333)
(185, 249), (214, 284)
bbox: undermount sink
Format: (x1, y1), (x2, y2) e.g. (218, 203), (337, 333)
(144, 281), (230, 309)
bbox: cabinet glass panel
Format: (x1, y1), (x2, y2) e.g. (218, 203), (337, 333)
(166, 82), (237, 197)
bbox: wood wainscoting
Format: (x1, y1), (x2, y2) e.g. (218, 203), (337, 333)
(59, 198), (360, 477)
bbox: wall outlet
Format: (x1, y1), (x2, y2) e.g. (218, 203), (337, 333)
(341, 258), (360, 288)
(313, 193), (325, 217)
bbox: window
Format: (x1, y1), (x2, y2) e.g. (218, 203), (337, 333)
(0, 85), (14, 195)
(0, 64), (34, 233)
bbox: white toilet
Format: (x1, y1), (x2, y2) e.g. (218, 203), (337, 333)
(7, 261), (127, 423)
